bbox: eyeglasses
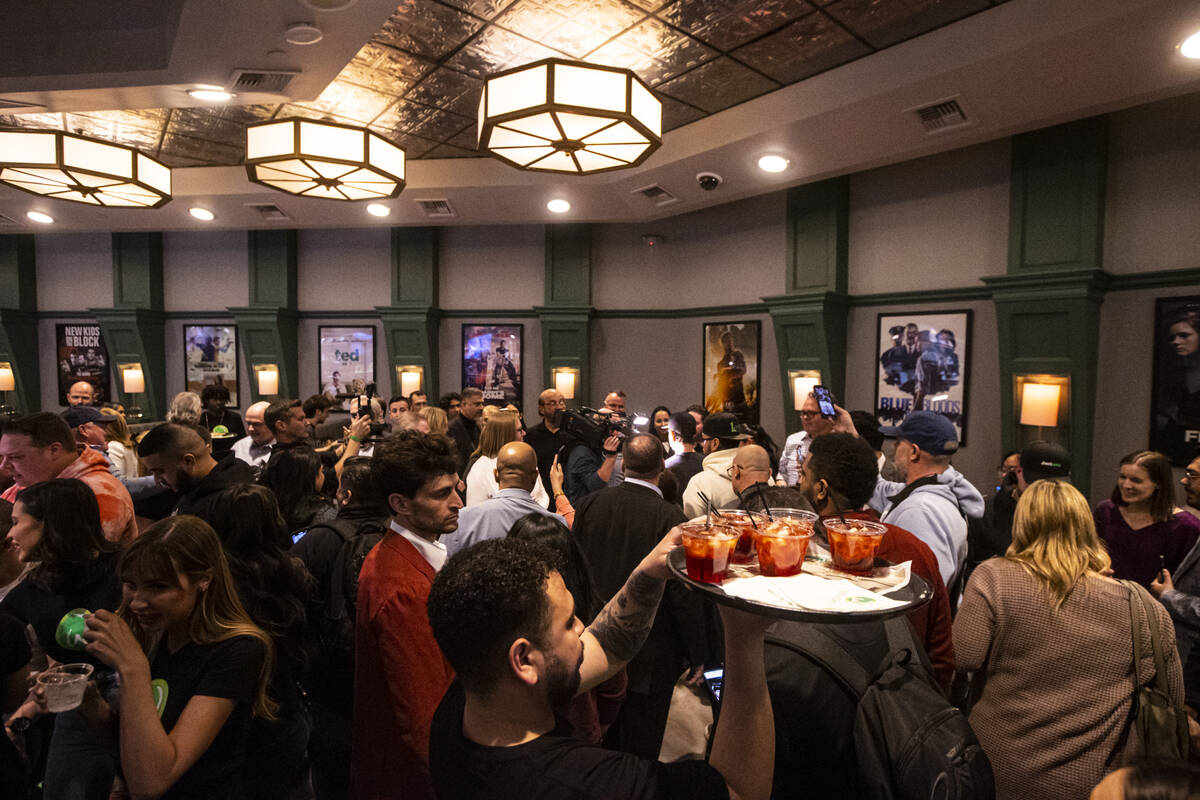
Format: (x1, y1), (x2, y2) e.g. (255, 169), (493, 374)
(798, 410), (820, 419)
(1185, 469), (1200, 481)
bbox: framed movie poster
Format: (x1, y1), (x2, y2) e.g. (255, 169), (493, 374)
(56, 323), (111, 405)
(462, 324), (523, 406)
(874, 310), (972, 445)
(1150, 295), (1200, 465)
(703, 320), (761, 425)
(184, 325), (239, 406)
(318, 327), (375, 399)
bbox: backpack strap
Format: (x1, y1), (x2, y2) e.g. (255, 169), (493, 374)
(765, 623), (873, 698)
(323, 518), (364, 620)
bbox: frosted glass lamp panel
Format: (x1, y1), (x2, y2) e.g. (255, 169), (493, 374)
(553, 65), (625, 112)
(368, 135), (405, 180)
(301, 122), (363, 161)
(487, 65), (548, 117)
(247, 122), (296, 159)
(630, 81), (661, 137)
(64, 136), (132, 178)
(137, 154), (171, 193)
(0, 132), (55, 163)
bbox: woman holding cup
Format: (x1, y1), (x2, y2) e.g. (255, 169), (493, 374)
(1, 478), (121, 798)
(80, 515), (275, 799)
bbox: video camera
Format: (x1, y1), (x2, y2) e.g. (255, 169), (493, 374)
(352, 382), (388, 441)
(560, 407), (634, 451)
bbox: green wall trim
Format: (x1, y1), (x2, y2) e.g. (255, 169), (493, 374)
(248, 230), (298, 308)
(1107, 268), (1200, 291)
(544, 224), (592, 307)
(785, 178), (849, 295)
(111, 233), (164, 310)
(848, 286), (993, 306)
(0, 235), (37, 311)
(90, 307), (167, 419)
(0, 235), (38, 412)
(391, 227), (439, 307)
(982, 268), (1112, 302)
(228, 306), (300, 402)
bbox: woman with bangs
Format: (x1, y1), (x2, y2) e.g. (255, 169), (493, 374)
(80, 515), (274, 800)
(954, 479), (1183, 799)
(464, 409), (549, 507)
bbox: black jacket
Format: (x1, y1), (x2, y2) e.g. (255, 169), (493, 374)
(573, 481), (707, 694)
(175, 456), (256, 523)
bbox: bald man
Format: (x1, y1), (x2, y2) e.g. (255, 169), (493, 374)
(444, 441), (566, 556)
(138, 422), (255, 521)
(66, 380), (95, 406)
(231, 399), (274, 470)
(731, 443), (812, 514)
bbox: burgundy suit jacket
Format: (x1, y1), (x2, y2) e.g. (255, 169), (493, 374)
(350, 531), (454, 800)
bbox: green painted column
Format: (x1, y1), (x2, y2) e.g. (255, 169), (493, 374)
(537, 223), (592, 408)
(765, 177), (849, 434)
(377, 227), (440, 398)
(0, 235), (39, 413)
(990, 116), (1111, 497)
(229, 230), (299, 402)
(90, 232), (166, 418)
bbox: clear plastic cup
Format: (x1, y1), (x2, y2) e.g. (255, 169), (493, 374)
(680, 522), (739, 584)
(694, 510), (765, 564)
(824, 518), (888, 575)
(754, 526), (814, 577)
(37, 663), (94, 713)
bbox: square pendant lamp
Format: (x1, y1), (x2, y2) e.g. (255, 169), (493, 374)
(478, 58), (661, 174)
(244, 117), (406, 200)
(0, 129), (172, 207)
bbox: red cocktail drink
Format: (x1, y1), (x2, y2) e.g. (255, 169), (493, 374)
(680, 523), (739, 584)
(710, 510), (765, 564)
(824, 519), (887, 575)
(754, 528), (812, 576)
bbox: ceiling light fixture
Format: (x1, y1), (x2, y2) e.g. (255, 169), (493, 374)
(0, 129), (172, 207)
(547, 198), (570, 213)
(1181, 31), (1200, 59)
(244, 117), (406, 201)
(757, 154), (790, 173)
(189, 207), (215, 221)
(285, 22), (323, 46)
(299, 0), (358, 10)
(478, 58), (661, 174)
(366, 203), (390, 217)
(25, 210), (53, 224)
(187, 87), (234, 102)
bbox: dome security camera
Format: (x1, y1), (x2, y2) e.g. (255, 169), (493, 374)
(696, 172), (722, 191)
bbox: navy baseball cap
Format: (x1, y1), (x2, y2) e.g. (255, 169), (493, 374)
(880, 411), (959, 456)
(61, 406), (114, 429)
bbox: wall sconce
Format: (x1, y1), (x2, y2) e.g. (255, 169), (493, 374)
(788, 370), (822, 411)
(0, 362), (15, 418)
(121, 363), (145, 422)
(396, 365), (424, 397)
(1015, 374), (1070, 445)
(255, 364), (280, 397)
(552, 367), (578, 400)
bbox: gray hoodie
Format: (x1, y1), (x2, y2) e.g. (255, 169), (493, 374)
(869, 466), (985, 587)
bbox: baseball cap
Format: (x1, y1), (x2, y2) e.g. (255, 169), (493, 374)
(61, 406), (115, 429)
(1019, 441), (1071, 482)
(702, 412), (751, 441)
(879, 411), (959, 456)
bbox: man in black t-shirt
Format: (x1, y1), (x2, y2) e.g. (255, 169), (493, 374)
(524, 388), (571, 506)
(426, 533), (775, 800)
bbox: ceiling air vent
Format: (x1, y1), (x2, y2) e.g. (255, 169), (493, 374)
(0, 213), (19, 227)
(910, 97), (972, 134)
(415, 198), (456, 219)
(245, 203), (290, 221)
(0, 98), (45, 112)
(632, 184), (678, 207)
(229, 69), (300, 95)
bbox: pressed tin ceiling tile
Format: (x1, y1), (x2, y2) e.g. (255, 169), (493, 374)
(2, 111), (66, 130)
(295, 80), (395, 125)
(158, 132), (244, 166)
(165, 108), (248, 147)
(493, 0), (645, 58)
(732, 10), (870, 84)
(374, 100), (475, 143)
(274, 103), (372, 129)
(365, 124), (440, 159)
(340, 43), (435, 97)
(439, 0), (517, 21)
(654, 55), (777, 113)
(655, 0), (814, 52)
(425, 141), (480, 158)
(586, 15), (717, 86)
(444, 24), (570, 78)
(823, 0), (991, 49)
(63, 112), (165, 153)
(658, 93), (705, 130)
(405, 67), (484, 117)
(152, 152), (210, 168)
(443, 124), (482, 151)
(374, 0), (485, 61)
(215, 104), (281, 124)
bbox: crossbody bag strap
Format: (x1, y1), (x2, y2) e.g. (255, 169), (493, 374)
(1130, 585), (1172, 696)
(1121, 580), (1147, 690)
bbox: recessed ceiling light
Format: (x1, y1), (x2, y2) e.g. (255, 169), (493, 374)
(188, 87), (233, 102)
(366, 203), (390, 217)
(1181, 31), (1200, 59)
(547, 199), (570, 214)
(285, 22), (323, 45)
(299, 0), (358, 10)
(189, 207), (216, 221)
(26, 211), (53, 224)
(757, 154), (790, 173)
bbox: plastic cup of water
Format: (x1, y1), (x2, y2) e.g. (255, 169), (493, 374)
(37, 663), (94, 713)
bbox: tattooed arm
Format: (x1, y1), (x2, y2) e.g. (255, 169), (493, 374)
(577, 526), (680, 692)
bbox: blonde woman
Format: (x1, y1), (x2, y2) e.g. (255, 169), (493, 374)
(464, 410), (548, 507)
(420, 405), (448, 436)
(954, 479), (1182, 799)
(100, 407), (139, 479)
(166, 391), (202, 425)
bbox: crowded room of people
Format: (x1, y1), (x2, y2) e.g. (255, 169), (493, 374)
(1, 1), (1199, 798)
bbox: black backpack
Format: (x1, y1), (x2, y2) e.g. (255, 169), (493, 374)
(766, 616), (994, 800)
(309, 516), (387, 656)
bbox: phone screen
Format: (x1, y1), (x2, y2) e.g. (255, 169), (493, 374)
(704, 667), (724, 703)
(813, 385), (836, 417)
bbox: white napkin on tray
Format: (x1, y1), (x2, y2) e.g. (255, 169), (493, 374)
(717, 558), (912, 613)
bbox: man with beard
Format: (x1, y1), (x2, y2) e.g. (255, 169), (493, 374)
(525, 388), (570, 505)
(137, 423), (255, 521)
(777, 391), (837, 486)
(352, 431), (460, 800)
(1151, 449), (1200, 706)
(427, 534), (776, 800)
